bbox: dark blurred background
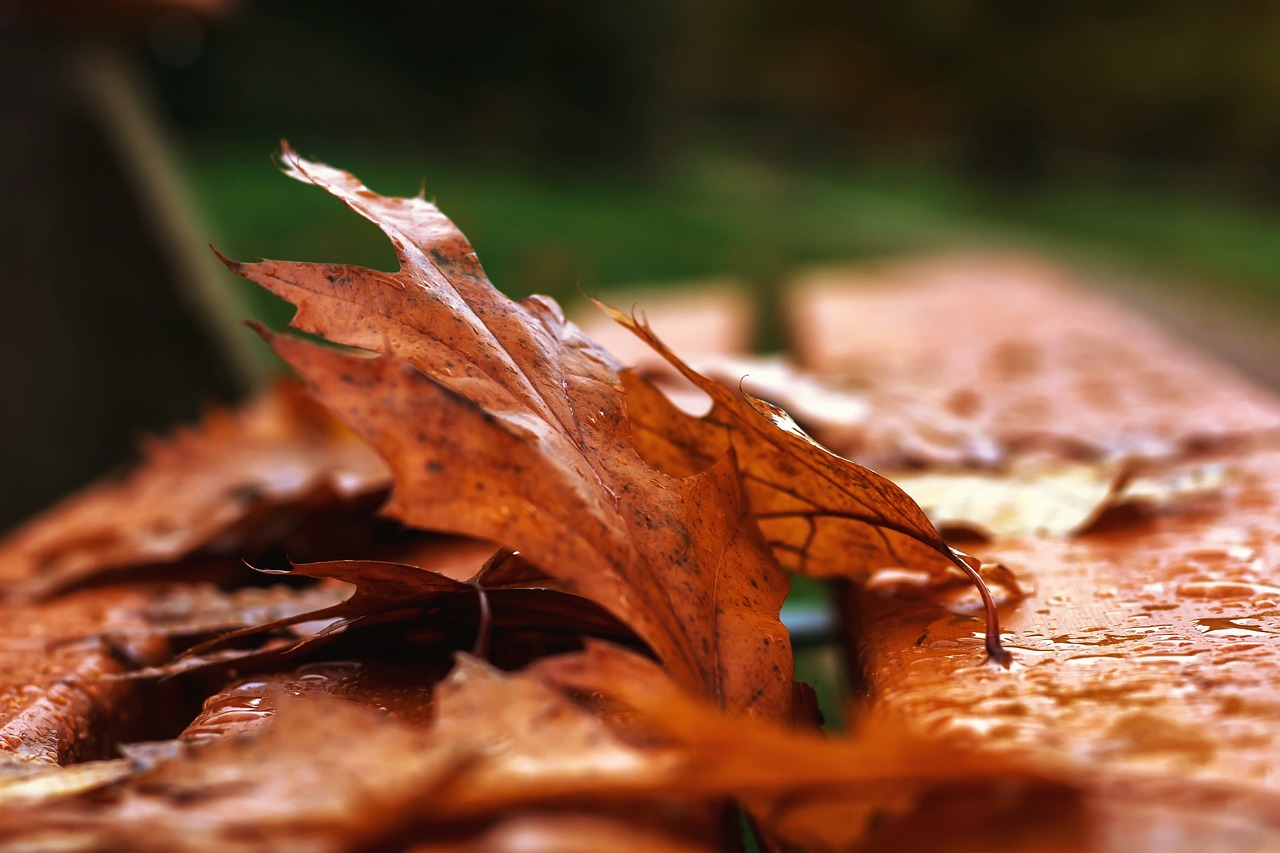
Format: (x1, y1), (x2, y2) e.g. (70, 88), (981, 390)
(5, 0), (1280, 530)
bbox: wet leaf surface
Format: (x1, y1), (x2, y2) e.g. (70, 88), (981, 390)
(0, 383), (388, 600)
(231, 149), (799, 714)
(0, 653), (1050, 853)
(612, 312), (1007, 659)
(162, 549), (640, 675)
(890, 458), (1125, 539)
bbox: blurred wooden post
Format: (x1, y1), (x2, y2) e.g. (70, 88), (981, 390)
(0, 5), (261, 532)
(65, 37), (267, 388)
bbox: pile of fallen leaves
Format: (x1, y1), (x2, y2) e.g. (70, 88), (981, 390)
(0, 149), (1046, 852)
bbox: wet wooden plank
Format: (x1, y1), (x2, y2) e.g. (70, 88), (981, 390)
(786, 253), (1280, 468)
(786, 254), (1280, 848)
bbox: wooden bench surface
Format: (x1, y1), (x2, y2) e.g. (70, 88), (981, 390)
(3, 251), (1279, 850)
(784, 254), (1280, 850)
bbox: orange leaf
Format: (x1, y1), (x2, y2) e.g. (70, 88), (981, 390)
(165, 549), (637, 673)
(0, 651), (1047, 852)
(227, 148), (793, 716)
(611, 309), (1007, 661)
(0, 382), (388, 600)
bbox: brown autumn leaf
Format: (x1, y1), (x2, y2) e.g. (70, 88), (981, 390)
(0, 382), (388, 600)
(610, 311), (1007, 659)
(16, 140), (1280, 853)
(0, 652), (1045, 853)
(890, 458), (1125, 539)
(0, 757), (136, 808)
(224, 147), (1005, 706)
(226, 150), (794, 716)
(160, 547), (638, 676)
(532, 641), (1055, 850)
(572, 299), (1002, 605)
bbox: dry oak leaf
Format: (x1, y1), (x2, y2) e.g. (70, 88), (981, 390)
(611, 312), (1007, 659)
(0, 657), (698, 853)
(0, 653), (1041, 853)
(891, 458), (1125, 539)
(228, 148), (1007, 697)
(0, 696), (462, 853)
(536, 642), (1047, 851)
(163, 548), (636, 675)
(0, 382), (388, 600)
(227, 148), (796, 717)
(889, 458), (1233, 541)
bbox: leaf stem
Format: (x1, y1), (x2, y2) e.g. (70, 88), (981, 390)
(947, 549), (1010, 667)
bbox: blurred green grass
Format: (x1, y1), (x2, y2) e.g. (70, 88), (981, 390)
(189, 138), (1280, 355)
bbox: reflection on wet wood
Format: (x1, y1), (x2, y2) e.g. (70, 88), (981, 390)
(786, 253), (1280, 468)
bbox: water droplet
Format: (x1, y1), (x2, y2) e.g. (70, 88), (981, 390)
(1194, 617), (1275, 636)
